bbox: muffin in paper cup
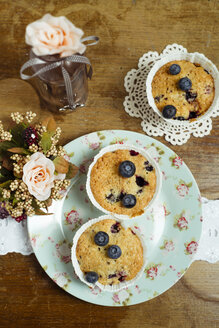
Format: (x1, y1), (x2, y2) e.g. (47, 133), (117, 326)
(146, 52), (219, 125)
(71, 215), (147, 292)
(86, 144), (162, 220)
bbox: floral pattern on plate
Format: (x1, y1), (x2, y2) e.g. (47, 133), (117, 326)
(27, 130), (202, 307)
(55, 240), (72, 264)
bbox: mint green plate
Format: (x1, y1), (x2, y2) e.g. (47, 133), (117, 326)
(27, 130), (202, 306)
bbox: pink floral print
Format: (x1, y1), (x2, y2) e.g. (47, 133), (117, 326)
(55, 241), (71, 263)
(90, 285), (102, 295)
(65, 209), (83, 231)
(135, 285), (141, 294)
(177, 184), (189, 197)
(170, 155), (183, 168)
(163, 240), (175, 252)
(185, 241), (198, 255)
(146, 265), (159, 280)
(176, 180), (192, 197)
(177, 216), (188, 230)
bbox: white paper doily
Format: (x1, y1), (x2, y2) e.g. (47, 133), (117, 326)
(124, 43), (219, 145)
(0, 218), (32, 255)
(0, 197), (218, 264)
(193, 197), (219, 263)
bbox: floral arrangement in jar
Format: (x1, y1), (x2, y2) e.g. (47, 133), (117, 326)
(0, 111), (78, 222)
(20, 14), (99, 112)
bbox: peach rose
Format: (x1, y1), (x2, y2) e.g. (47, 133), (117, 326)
(22, 152), (55, 201)
(25, 14), (86, 57)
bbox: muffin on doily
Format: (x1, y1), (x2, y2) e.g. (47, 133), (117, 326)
(152, 60), (214, 121)
(71, 215), (146, 292)
(86, 144), (162, 219)
(146, 52), (219, 123)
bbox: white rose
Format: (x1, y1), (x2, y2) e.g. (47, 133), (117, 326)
(22, 152), (55, 201)
(25, 13), (86, 57)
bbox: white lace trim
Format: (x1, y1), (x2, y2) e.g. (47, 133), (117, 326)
(0, 197), (218, 264)
(124, 43), (219, 145)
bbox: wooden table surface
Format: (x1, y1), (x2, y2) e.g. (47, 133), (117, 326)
(0, 0), (219, 327)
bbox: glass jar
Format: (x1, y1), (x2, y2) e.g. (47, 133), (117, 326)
(29, 50), (88, 113)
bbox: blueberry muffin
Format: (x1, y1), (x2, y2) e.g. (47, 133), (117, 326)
(89, 149), (157, 217)
(152, 60), (215, 120)
(76, 218), (144, 286)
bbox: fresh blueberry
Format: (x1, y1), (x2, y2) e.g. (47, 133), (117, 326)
(169, 64), (181, 75)
(119, 160), (136, 178)
(85, 271), (99, 283)
(94, 231), (109, 246)
(178, 77), (192, 91)
(107, 245), (122, 259)
(122, 194), (136, 208)
(162, 105), (176, 119)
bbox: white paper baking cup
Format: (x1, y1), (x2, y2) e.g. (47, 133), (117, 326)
(71, 215), (147, 292)
(86, 144), (162, 220)
(146, 52), (219, 125)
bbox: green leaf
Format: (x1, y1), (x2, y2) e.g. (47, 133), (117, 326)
(66, 162), (79, 179)
(13, 198), (19, 206)
(40, 132), (52, 154)
(68, 152), (74, 158)
(0, 180), (13, 188)
(53, 156), (69, 174)
(10, 124), (26, 147)
(187, 182), (193, 188)
(0, 167), (14, 182)
(0, 141), (16, 154)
